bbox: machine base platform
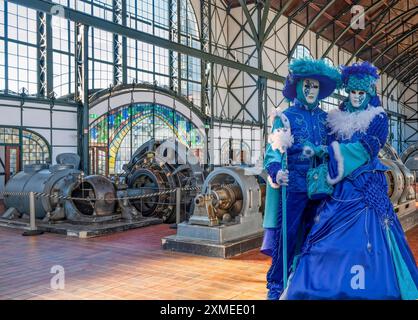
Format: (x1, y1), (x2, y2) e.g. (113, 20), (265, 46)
(0, 216), (162, 238)
(162, 232), (263, 258)
(396, 201), (418, 232)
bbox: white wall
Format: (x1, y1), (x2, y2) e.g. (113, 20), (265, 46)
(0, 97), (78, 163)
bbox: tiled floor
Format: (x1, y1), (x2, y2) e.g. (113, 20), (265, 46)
(0, 203), (417, 300)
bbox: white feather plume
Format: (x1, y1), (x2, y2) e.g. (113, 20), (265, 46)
(327, 106), (385, 140)
(268, 127), (294, 153)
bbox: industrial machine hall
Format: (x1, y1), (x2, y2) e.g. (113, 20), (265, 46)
(0, 0), (417, 301)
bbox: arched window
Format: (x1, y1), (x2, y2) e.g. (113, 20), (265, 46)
(0, 126), (51, 183)
(323, 57), (334, 66)
(291, 45), (312, 60)
(89, 103), (204, 175)
(21, 130), (51, 165)
(221, 140), (251, 166)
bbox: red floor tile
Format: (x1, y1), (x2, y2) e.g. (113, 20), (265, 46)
(0, 199), (417, 300)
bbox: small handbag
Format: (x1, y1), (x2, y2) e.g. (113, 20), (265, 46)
(307, 156), (333, 200)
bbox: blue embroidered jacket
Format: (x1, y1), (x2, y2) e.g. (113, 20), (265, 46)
(264, 99), (329, 193)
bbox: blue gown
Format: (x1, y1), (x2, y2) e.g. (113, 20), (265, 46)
(285, 107), (418, 300)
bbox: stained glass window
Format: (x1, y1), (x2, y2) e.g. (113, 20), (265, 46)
(0, 127), (19, 144)
(89, 103), (204, 175)
(22, 130), (50, 165)
(0, 127), (50, 166)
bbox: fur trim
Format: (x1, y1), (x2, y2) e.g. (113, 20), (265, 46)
(269, 108), (281, 127)
(280, 113), (291, 129)
(326, 141), (344, 185)
(267, 175), (280, 189)
(270, 108), (291, 129)
(268, 127), (294, 153)
(327, 106), (385, 140)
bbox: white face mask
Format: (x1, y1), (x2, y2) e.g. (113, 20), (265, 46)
(302, 79), (320, 104)
(349, 90), (367, 108)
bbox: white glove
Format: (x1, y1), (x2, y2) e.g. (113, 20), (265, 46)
(276, 169), (289, 186)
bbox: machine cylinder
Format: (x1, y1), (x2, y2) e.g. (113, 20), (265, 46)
(4, 164), (80, 218)
(4, 161), (117, 219)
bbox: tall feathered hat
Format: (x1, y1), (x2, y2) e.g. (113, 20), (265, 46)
(283, 57), (342, 101)
(340, 61), (380, 106)
(340, 61), (379, 95)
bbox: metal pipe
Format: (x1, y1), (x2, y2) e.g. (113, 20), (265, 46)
(22, 192), (43, 236)
(29, 192), (36, 230)
(176, 187), (181, 225)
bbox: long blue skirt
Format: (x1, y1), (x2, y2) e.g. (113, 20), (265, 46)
(285, 170), (418, 300)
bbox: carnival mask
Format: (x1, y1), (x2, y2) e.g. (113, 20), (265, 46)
(349, 90), (367, 108)
(302, 79), (320, 104)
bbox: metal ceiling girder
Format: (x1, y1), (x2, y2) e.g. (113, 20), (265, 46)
(386, 65), (418, 98)
(316, 0), (362, 35)
(404, 129), (418, 144)
(359, 8), (417, 53)
(289, 0), (313, 19)
(228, 7), (258, 48)
(238, 0), (260, 48)
(382, 59), (418, 96)
(112, 0), (124, 85)
(13, 0), (285, 83)
(403, 71), (418, 85)
(346, 7), (418, 65)
(288, 0), (337, 59)
(381, 42), (418, 74)
(339, 0), (402, 50)
(398, 75), (418, 99)
(259, 0), (272, 40)
(372, 25), (418, 64)
(388, 52), (417, 71)
(404, 87), (418, 104)
(321, 0), (386, 59)
(261, 0), (293, 46)
(386, 50), (418, 76)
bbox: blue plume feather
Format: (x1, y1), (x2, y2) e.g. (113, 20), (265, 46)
(340, 61), (379, 86)
(289, 57), (342, 88)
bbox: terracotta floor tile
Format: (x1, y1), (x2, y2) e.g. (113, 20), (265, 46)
(0, 207), (417, 300)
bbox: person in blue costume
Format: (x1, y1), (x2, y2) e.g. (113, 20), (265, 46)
(261, 57), (341, 300)
(283, 61), (418, 300)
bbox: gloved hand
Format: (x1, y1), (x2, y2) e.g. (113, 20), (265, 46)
(266, 162), (289, 187)
(275, 169), (289, 186)
(302, 141), (328, 158)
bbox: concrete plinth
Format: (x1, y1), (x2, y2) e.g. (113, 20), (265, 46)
(0, 216), (162, 238)
(162, 232), (263, 258)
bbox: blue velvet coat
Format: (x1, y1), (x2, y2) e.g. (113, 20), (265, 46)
(263, 99), (329, 229)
